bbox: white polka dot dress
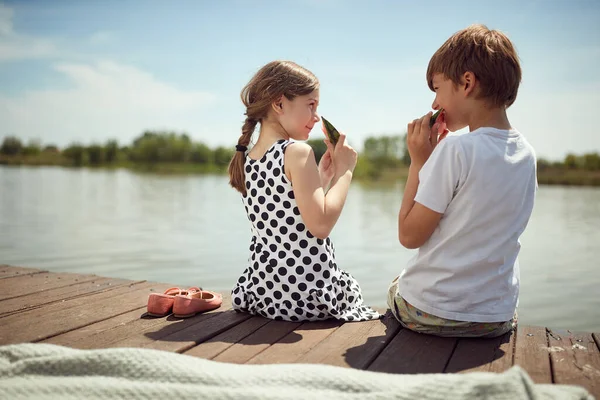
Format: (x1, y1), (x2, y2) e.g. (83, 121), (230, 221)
(232, 139), (381, 322)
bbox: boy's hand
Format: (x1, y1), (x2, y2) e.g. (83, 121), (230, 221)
(407, 112), (445, 168)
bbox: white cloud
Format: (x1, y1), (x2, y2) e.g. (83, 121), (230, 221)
(89, 31), (115, 45)
(0, 4), (217, 147)
(0, 4), (57, 61)
(0, 61), (216, 146)
(0, 3), (12, 35)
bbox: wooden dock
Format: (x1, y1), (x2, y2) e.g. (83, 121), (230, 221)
(0, 265), (598, 397)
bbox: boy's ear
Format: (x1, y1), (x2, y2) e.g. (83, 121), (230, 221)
(462, 71), (477, 97)
(272, 96), (284, 115)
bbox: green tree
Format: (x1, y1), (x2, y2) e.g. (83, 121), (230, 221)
(401, 133), (411, 166)
(63, 143), (86, 166)
(130, 131), (194, 163)
(120, 146), (132, 162)
(306, 139), (327, 164)
(22, 139), (42, 156)
(583, 152), (600, 171)
(191, 143), (213, 164)
(537, 158), (551, 172)
(353, 156), (380, 180)
(363, 135), (403, 168)
(213, 146), (234, 167)
(169, 133), (192, 162)
(87, 144), (105, 165)
(1, 136), (23, 155)
(564, 154), (578, 169)
(104, 140), (119, 163)
(43, 145), (60, 153)
(130, 133), (160, 163)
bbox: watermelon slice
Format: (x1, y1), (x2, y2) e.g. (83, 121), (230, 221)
(321, 117), (340, 146)
(429, 109), (444, 128)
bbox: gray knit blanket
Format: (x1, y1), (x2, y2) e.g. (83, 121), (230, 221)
(0, 343), (592, 399)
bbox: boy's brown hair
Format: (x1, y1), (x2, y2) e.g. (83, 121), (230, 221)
(427, 24), (521, 108)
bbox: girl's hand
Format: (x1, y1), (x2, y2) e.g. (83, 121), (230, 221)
(331, 133), (357, 176)
(318, 139), (335, 189)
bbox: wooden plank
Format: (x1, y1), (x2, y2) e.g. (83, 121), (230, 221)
(143, 309), (252, 353)
(445, 331), (514, 374)
(488, 329), (516, 374)
(42, 307), (149, 347)
(183, 316), (271, 359)
(51, 308), (225, 350)
(368, 329), (456, 374)
(548, 329), (600, 397)
(45, 296), (234, 350)
(0, 271), (100, 300)
(513, 326), (552, 384)
(0, 277), (136, 316)
(298, 312), (401, 370)
(0, 281), (165, 344)
(247, 319), (343, 365)
(0, 265), (47, 279)
(107, 296), (235, 350)
(211, 320), (302, 364)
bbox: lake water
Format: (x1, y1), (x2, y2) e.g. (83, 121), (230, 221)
(1, 166), (599, 331)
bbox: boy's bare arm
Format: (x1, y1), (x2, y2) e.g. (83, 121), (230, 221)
(398, 113), (444, 249)
(398, 166), (443, 249)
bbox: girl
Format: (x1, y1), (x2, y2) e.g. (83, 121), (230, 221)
(228, 61), (380, 322)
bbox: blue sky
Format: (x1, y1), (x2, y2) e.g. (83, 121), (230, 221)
(1, 0), (599, 160)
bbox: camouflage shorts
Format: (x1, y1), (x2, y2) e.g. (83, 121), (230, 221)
(387, 276), (517, 338)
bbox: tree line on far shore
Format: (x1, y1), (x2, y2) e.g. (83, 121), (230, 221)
(1, 132), (599, 182)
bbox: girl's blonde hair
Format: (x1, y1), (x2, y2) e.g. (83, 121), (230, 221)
(228, 61), (319, 195)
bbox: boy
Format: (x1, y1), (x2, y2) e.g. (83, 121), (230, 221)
(388, 24), (537, 337)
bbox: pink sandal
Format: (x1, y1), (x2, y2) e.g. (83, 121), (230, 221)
(147, 287), (200, 317)
(172, 291), (222, 318)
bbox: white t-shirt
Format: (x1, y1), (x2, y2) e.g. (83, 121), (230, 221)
(397, 127), (537, 323)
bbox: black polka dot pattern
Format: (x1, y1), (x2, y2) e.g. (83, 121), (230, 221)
(232, 140), (380, 322)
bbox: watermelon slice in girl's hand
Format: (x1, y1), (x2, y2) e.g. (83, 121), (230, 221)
(321, 117), (340, 146)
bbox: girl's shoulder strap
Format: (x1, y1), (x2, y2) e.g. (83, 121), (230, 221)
(280, 139), (292, 152)
(282, 139), (304, 154)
